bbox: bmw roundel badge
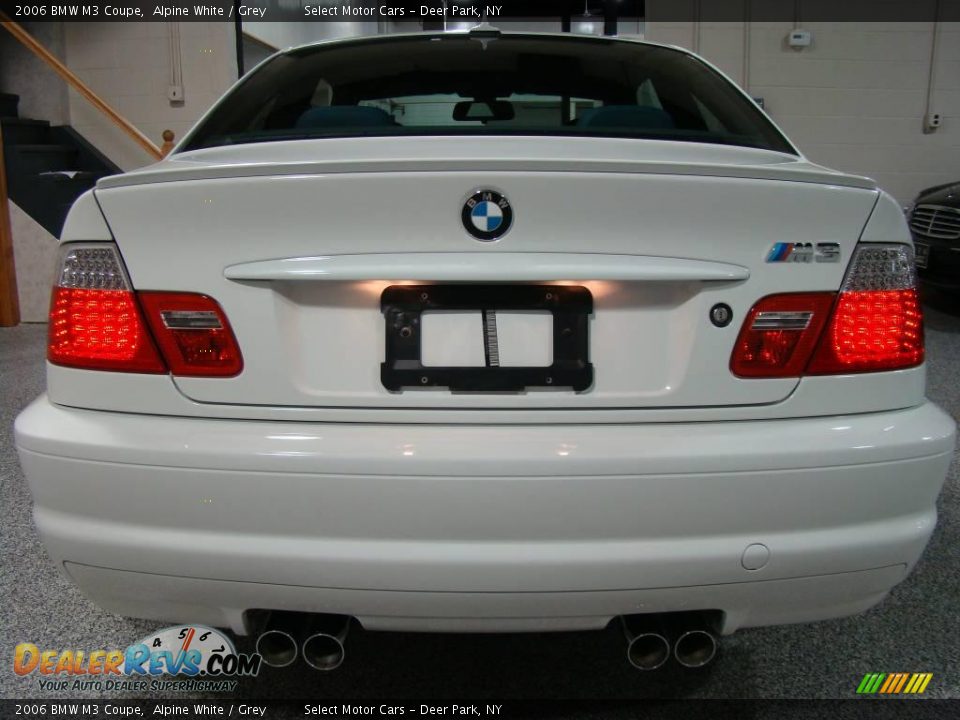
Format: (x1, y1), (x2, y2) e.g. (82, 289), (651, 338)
(462, 190), (513, 241)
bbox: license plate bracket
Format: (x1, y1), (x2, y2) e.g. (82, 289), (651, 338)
(381, 284), (593, 392)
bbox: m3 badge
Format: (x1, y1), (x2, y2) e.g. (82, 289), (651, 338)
(767, 242), (841, 263)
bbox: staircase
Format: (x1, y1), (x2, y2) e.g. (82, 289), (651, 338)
(1, 92), (120, 238)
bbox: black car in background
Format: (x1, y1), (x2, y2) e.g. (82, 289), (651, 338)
(908, 182), (960, 292)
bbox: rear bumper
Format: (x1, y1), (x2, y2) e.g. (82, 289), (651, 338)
(15, 396), (955, 634)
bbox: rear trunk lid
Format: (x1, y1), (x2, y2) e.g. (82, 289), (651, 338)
(94, 136), (878, 410)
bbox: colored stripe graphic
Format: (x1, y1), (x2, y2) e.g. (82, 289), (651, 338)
(893, 673), (910, 693)
(857, 673), (932, 694)
(879, 673), (897, 693)
(767, 243), (793, 262)
(904, 674), (921, 693)
(906, 673), (933, 694)
(856, 673), (885, 694)
(856, 674), (875, 693)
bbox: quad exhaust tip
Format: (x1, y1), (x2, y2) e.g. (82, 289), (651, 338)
(626, 632), (671, 671)
(301, 615), (351, 672)
(255, 629), (298, 668)
(673, 628), (718, 668)
(253, 611), (351, 671)
(257, 610), (718, 672)
(302, 631), (347, 672)
(621, 612), (720, 671)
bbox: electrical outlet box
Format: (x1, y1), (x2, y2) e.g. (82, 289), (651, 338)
(923, 112), (941, 134)
(167, 85), (184, 103)
(788, 29), (812, 48)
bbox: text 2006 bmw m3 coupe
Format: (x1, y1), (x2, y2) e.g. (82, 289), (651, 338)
(14, 30), (956, 670)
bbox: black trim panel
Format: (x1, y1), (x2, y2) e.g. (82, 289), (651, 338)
(381, 284), (593, 392)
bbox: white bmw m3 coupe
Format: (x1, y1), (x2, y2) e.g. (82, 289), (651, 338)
(14, 30), (956, 671)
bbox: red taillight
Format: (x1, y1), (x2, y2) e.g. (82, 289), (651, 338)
(730, 293), (835, 378)
(48, 286), (167, 373)
(807, 288), (923, 374)
(48, 245), (166, 373)
(48, 244), (242, 377)
(732, 244), (924, 378)
(139, 292), (243, 377)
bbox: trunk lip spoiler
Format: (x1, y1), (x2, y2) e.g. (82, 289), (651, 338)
(224, 253), (750, 283)
(93, 136), (876, 192)
(96, 159), (876, 192)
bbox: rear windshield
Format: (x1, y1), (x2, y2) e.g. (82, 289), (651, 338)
(183, 33), (796, 154)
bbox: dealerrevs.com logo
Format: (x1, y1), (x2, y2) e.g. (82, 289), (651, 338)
(14, 625), (261, 692)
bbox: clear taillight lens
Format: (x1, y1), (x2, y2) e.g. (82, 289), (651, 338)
(732, 244), (924, 378)
(807, 245), (923, 374)
(48, 245), (165, 373)
(47, 244), (243, 377)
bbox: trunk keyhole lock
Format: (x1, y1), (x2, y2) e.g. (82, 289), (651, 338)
(710, 303), (733, 328)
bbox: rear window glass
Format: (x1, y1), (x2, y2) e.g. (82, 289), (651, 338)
(183, 34), (795, 154)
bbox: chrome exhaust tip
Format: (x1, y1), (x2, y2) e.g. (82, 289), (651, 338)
(302, 633), (346, 671)
(626, 632), (671, 671)
(673, 628), (718, 668)
(302, 616), (351, 672)
(255, 629), (298, 668)
(620, 616), (670, 671)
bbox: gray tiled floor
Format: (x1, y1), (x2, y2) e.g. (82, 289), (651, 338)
(2, 294), (959, 700)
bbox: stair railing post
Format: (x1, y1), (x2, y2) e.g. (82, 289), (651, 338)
(0, 13), (163, 161)
(160, 129), (175, 157)
(0, 123), (21, 327)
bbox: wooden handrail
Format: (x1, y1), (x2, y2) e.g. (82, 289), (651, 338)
(0, 13), (163, 161)
(160, 129), (176, 157)
(0, 124), (21, 327)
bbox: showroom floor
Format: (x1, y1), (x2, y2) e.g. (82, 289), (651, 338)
(1, 293), (958, 701)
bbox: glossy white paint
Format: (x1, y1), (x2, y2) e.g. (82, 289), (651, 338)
(98, 136), (871, 191)
(223, 253), (750, 283)
(63, 563), (906, 635)
(60, 189), (112, 241)
(19, 33), (957, 636)
(15, 395), (954, 633)
(94, 168), (877, 409)
(861, 189), (918, 243)
(45, 360), (929, 423)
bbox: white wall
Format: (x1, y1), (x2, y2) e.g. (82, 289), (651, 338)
(44, 15), (960, 201)
(239, 19), (645, 56)
(646, 11), (960, 203)
(63, 22), (237, 170)
(8, 200), (58, 322)
(242, 20), (379, 49)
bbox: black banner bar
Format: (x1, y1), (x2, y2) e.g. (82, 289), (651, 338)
(0, 0), (958, 23)
(2, 700), (959, 720)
